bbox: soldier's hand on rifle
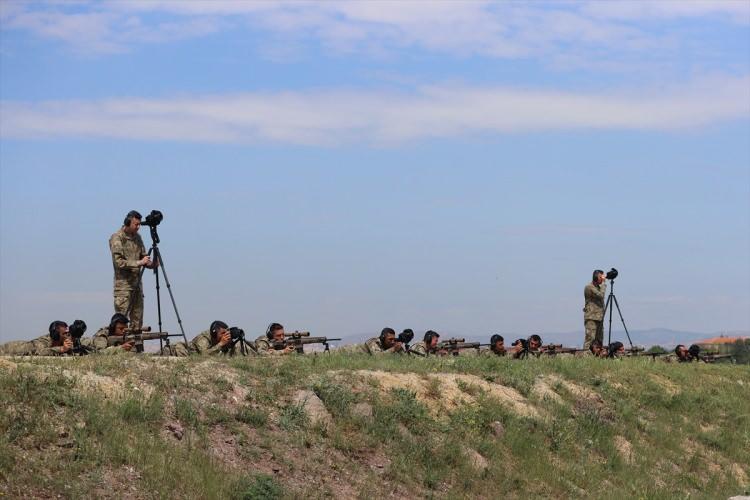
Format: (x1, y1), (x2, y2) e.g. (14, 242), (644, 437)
(282, 345), (296, 354)
(139, 256), (152, 267)
(121, 341), (135, 351)
(217, 331), (232, 347)
(392, 342), (403, 352)
(61, 337), (73, 354)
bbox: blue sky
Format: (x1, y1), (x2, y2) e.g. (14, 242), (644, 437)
(1, 1), (749, 345)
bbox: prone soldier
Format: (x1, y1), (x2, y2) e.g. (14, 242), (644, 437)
(189, 321), (255, 356)
(255, 323), (296, 356)
(0, 321), (83, 356)
(410, 330), (445, 357)
(510, 338), (529, 359)
(363, 328), (405, 355)
(481, 334), (506, 357)
(91, 313), (137, 354)
(607, 341), (626, 359)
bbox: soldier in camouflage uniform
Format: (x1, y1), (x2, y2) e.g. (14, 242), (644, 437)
(188, 321), (254, 356)
(363, 328), (405, 355)
(583, 270), (607, 350)
(587, 339), (606, 358)
(410, 330), (444, 357)
(109, 210), (155, 335)
(480, 334), (506, 357)
(0, 321), (76, 356)
(90, 313), (137, 355)
(255, 323), (296, 356)
(607, 341), (625, 359)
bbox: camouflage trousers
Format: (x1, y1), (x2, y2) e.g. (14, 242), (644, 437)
(114, 287), (144, 332)
(160, 342), (191, 357)
(583, 320), (603, 349)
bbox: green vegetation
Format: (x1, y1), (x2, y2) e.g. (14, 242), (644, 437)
(0, 354), (748, 499)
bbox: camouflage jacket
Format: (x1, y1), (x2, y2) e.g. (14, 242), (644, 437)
(0, 334), (92, 356)
(410, 341), (440, 357)
(583, 282), (607, 321)
(254, 336), (287, 356)
(91, 327), (133, 355)
(479, 348), (506, 357)
(109, 228), (147, 292)
(190, 330), (254, 356)
(364, 337), (403, 355)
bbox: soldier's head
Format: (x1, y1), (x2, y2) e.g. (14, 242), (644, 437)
(48, 320), (69, 344)
(267, 323), (284, 341)
(590, 339), (603, 356)
(380, 327), (396, 348)
(608, 341), (625, 358)
(209, 320), (229, 343)
(423, 330), (440, 349)
(528, 334), (542, 350)
(592, 269), (605, 285)
(688, 344), (701, 360)
(108, 313), (129, 336)
(675, 344), (689, 360)
(490, 334), (505, 354)
(122, 210), (142, 235)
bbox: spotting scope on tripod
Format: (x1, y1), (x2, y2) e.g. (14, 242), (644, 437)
(601, 268), (634, 349)
(134, 210), (189, 353)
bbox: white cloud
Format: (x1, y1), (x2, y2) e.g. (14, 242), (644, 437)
(1, 0), (747, 64)
(2, 76), (747, 145)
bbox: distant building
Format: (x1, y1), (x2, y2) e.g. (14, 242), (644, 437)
(692, 335), (749, 354)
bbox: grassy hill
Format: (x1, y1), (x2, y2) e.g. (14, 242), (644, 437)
(0, 354), (748, 499)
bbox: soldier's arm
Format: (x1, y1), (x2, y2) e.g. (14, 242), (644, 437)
(365, 339), (386, 355)
(193, 335), (225, 355)
(109, 234), (142, 270)
(410, 343), (427, 357)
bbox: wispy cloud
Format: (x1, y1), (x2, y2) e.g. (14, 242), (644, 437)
(1, 0), (747, 68)
(2, 76), (747, 145)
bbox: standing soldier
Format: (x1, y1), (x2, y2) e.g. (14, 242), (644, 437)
(583, 269), (607, 350)
(109, 210), (155, 334)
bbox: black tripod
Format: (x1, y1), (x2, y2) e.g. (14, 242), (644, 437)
(133, 223), (189, 353)
(603, 278), (634, 349)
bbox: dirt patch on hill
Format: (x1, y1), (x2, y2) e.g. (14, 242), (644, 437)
(614, 436), (634, 464)
(0, 357), (17, 372)
(349, 370), (539, 418)
(649, 374), (680, 396)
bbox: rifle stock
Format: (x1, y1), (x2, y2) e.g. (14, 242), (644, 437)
(273, 336), (342, 353)
(106, 331), (174, 347)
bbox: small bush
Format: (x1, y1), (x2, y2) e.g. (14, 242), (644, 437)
(279, 402), (308, 430)
(236, 406), (268, 428)
(175, 398), (199, 428)
(233, 473), (284, 500)
(118, 396), (163, 423)
(312, 378), (355, 417)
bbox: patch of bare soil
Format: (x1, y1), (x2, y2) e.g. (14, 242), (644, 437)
(531, 379), (563, 404)
(348, 370), (539, 418)
(614, 435), (634, 464)
(649, 374), (680, 396)
(94, 465), (146, 499)
(731, 463), (748, 486)
(0, 357), (17, 371)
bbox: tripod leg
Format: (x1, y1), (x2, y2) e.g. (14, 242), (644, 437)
(611, 295), (634, 349)
(604, 294), (614, 347)
(154, 248), (189, 345)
